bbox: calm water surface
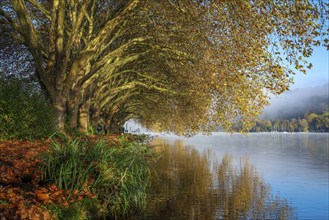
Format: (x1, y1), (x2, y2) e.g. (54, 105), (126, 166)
(137, 133), (328, 220)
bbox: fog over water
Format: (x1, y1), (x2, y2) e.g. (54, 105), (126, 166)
(262, 83), (329, 120)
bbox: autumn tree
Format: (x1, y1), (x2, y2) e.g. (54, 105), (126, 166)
(0, 0), (147, 131)
(0, 0), (212, 133)
(299, 118), (309, 132)
(1, 0), (328, 134)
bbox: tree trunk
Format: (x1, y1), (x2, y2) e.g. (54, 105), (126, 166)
(109, 114), (124, 134)
(90, 106), (100, 128)
(53, 98), (66, 131)
(79, 101), (90, 134)
(68, 104), (79, 129)
(67, 91), (82, 129)
(110, 122), (122, 134)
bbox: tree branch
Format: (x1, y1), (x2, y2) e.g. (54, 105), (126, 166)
(11, 0), (50, 90)
(84, 0), (140, 52)
(0, 7), (24, 37)
(26, 0), (50, 20)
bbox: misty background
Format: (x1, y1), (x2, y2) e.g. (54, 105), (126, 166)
(261, 83), (329, 120)
(124, 83), (329, 132)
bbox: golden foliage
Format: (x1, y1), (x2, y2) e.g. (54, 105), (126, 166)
(0, 0), (328, 134)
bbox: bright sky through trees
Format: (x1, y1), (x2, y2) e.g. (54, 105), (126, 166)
(291, 46), (328, 89)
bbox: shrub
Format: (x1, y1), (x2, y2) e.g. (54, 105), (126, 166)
(124, 133), (152, 143)
(0, 74), (55, 140)
(39, 134), (155, 218)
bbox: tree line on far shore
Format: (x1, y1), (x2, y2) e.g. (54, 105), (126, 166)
(249, 112), (329, 133)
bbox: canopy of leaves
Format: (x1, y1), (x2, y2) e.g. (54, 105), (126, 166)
(0, 0), (328, 135)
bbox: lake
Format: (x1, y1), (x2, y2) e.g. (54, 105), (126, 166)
(136, 133), (328, 219)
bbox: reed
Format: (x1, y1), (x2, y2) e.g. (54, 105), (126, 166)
(40, 134), (155, 218)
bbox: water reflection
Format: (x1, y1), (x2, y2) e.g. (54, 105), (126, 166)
(137, 139), (294, 219)
(214, 156), (292, 219)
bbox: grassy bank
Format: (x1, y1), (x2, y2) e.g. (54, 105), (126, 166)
(0, 134), (156, 219)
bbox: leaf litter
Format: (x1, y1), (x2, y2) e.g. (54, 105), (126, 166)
(0, 136), (118, 219)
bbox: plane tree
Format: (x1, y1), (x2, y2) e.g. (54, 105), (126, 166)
(0, 0), (328, 134)
(100, 0), (329, 134)
(0, 0), (149, 131)
(0, 0), (210, 133)
(72, 0), (212, 133)
(81, 43), (210, 133)
(157, 0), (329, 132)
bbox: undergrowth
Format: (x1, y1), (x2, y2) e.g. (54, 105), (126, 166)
(39, 133), (156, 219)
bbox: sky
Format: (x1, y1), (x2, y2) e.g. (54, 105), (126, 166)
(263, 45), (329, 119)
(290, 46), (329, 89)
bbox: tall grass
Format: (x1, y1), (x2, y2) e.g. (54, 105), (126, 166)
(40, 134), (155, 218)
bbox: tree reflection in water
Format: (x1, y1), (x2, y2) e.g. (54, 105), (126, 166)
(137, 139), (295, 219)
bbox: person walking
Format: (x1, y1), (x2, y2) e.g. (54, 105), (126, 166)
(104, 122), (109, 135)
(97, 123), (102, 135)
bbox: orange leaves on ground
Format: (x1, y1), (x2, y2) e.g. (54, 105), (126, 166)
(0, 138), (103, 219)
(0, 140), (49, 184)
(34, 189), (50, 203)
(0, 140), (54, 219)
(87, 134), (121, 145)
(0, 186), (53, 219)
